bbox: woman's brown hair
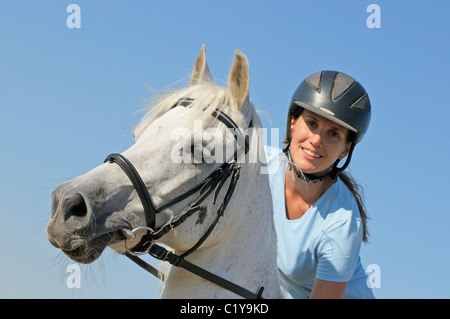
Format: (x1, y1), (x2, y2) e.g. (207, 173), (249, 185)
(340, 130), (369, 243)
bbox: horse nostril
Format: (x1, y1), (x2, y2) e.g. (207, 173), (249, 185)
(65, 194), (88, 219)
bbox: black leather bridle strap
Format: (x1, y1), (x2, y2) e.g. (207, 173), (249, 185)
(151, 161), (234, 241)
(179, 162), (240, 258)
(211, 109), (250, 159)
(149, 244), (263, 299)
(173, 98), (250, 159)
(104, 154), (156, 229)
(125, 253), (165, 280)
(154, 160), (230, 214)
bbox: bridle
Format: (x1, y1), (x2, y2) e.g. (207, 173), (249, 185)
(104, 99), (264, 299)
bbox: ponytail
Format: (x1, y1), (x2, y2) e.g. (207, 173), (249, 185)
(338, 171), (369, 243)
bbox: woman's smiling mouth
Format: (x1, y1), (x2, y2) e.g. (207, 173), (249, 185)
(302, 148), (322, 159)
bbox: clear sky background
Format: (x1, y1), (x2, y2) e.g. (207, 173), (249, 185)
(1, 1), (449, 299)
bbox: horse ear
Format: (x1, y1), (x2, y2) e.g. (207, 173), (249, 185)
(228, 49), (250, 109)
(190, 44), (213, 86)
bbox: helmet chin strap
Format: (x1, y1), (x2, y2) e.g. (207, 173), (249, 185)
(282, 144), (355, 183)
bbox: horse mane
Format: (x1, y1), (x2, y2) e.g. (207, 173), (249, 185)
(134, 82), (261, 141)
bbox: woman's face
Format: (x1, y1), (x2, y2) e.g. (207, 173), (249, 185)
(289, 110), (352, 175)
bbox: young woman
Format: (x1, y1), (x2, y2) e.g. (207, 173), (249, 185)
(265, 70), (375, 298)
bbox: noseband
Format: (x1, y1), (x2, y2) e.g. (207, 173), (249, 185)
(104, 99), (264, 299)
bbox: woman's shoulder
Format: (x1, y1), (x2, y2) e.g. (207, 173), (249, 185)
(318, 178), (363, 237)
(334, 178), (361, 215)
(318, 178), (361, 225)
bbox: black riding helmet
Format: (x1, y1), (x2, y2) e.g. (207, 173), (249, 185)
(283, 70), (371, 183)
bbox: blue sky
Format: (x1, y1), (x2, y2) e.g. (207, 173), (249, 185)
(1, 1), (449, 298)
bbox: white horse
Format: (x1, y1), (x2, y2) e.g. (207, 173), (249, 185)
(47, 46), (280, 298)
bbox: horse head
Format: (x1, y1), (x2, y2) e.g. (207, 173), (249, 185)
(47, 46), (279, 298)
(48, 45), (258, 263)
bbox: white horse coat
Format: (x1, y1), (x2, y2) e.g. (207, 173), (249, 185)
(47, 46), (281, 298)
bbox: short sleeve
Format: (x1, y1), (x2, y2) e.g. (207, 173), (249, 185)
(315, 214), (363, 282)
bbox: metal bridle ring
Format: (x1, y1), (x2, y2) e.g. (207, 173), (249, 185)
(122, 227), (155, 257)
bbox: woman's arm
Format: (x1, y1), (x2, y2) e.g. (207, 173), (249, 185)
(309, 278), (348, 299)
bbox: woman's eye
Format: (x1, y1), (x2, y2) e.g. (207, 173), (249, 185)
(329, 130), (341, 139)
(306, 120), (315, 126)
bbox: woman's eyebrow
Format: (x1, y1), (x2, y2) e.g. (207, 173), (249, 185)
(306, 114), (345, 133)
(304, 114), (318, 121)
(331, 126), (344, 133)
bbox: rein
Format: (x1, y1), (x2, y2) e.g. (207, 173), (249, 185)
(104, 99), (264, 299)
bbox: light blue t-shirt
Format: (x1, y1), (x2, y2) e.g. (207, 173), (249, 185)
(265, 146), (375, 299)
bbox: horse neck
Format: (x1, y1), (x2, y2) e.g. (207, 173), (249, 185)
(159, 161), (280, 299)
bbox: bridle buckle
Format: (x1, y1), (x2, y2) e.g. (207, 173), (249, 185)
(121, 227), (155, 256)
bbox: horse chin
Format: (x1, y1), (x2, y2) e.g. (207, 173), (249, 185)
(62, 231), (123, 264)
(63, 246), (104, 264)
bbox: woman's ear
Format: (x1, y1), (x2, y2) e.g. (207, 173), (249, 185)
(338, 142), (352, 160)
(290, 118), (296, 139)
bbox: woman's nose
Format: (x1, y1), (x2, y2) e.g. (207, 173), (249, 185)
(309, 132), (323, 146)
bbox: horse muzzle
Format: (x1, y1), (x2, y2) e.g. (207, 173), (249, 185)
(47, 184), (124, 263)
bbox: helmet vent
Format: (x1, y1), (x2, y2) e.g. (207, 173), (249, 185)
(350, 93), (371, 111)
(305, 71), (322, 92)
(332, 72), (355, 101)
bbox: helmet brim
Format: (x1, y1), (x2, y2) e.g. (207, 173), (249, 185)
(293, 100), (358, 133)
